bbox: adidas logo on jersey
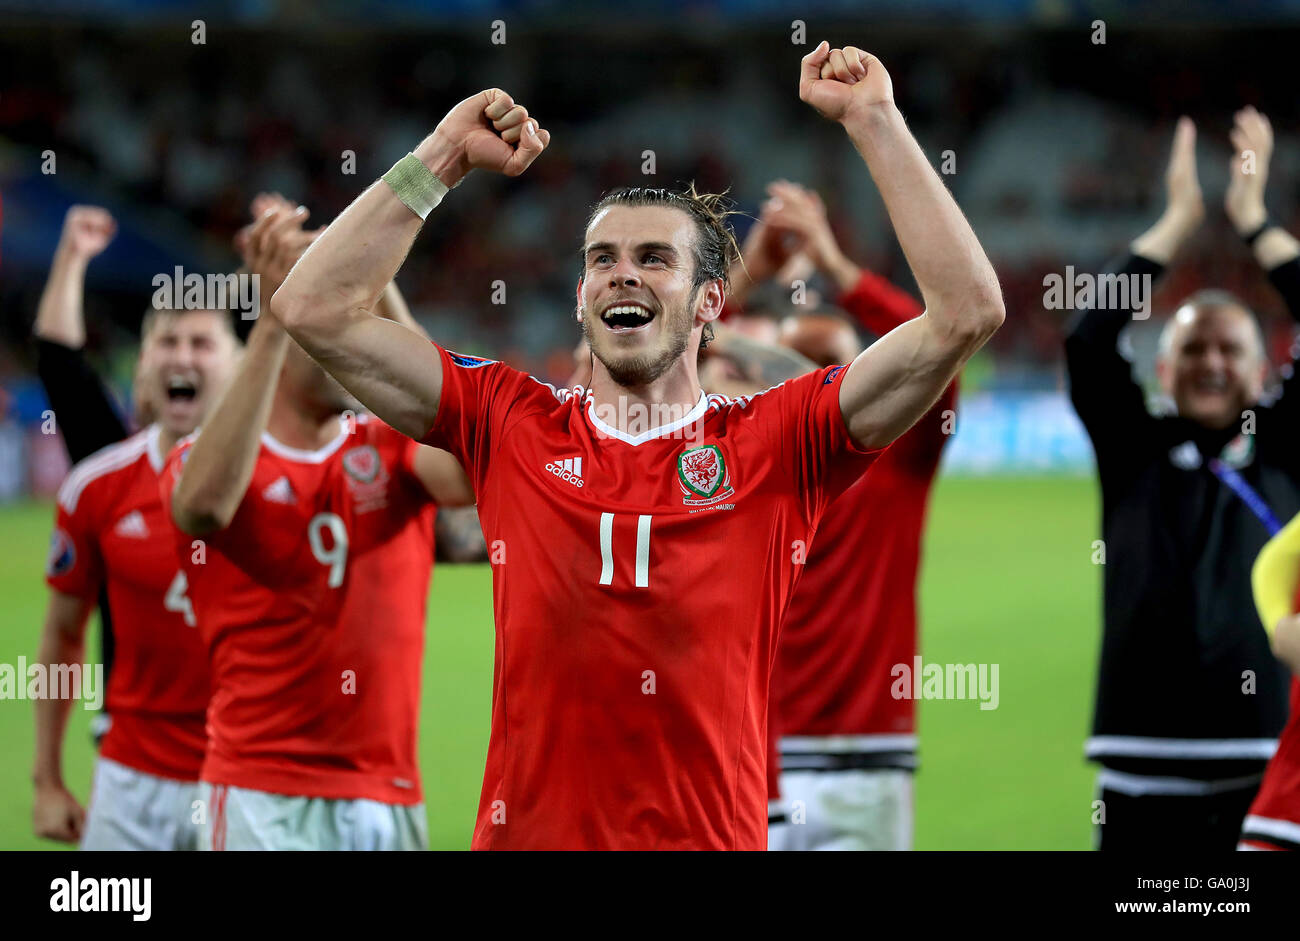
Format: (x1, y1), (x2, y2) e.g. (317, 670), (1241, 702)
(545, 457), (585, 488)
(113, 510), (149, 538)
(262, 476), (297, 504)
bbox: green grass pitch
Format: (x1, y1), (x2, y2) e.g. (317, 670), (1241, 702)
(0, 474), (1101, 850)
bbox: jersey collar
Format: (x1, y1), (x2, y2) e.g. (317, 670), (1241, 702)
(146, 423), (165, 474)
(585, 391), (708, 446)
(261, 421), (351, 464)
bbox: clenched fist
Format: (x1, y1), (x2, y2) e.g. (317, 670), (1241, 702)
(799, 41), (894, 124)
(33, 781), (85, 844)
(57, 205), (116, 260)
(418, 89), (551, 186)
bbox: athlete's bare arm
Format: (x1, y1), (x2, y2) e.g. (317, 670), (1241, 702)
(375, 281), (430, 339)
(34, 206), (117, 348)
(172, 208), (315, 535)
(411, 445), (476, 507)
(800, 43), (1003, 450)
(32, 590), (95, 842)
(270, 89), (550, 440)
(1274, 614), (1300, 675)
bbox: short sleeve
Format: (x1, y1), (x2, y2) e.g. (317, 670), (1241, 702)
(46, 488), (104, 600)
(760, 363), (882, 525)
(420, 344), (532, 481)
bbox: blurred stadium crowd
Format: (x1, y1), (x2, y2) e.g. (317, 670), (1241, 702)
(6, 11), (1300, 495)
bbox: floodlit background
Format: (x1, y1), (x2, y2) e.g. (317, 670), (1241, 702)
(3, 0), (1299, 848)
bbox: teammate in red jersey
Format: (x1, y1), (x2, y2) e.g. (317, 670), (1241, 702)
(726, 182), (957, 850)
(33, 296), (241, 849)
(271, 44), (1003, 849)
(1240, 512), (1300, 850)
(166, 204), (475, 850)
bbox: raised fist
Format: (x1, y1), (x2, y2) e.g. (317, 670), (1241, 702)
(799, 42), (893, 124)
(58, 205), (116, 260)
(423, 89), (551, 184)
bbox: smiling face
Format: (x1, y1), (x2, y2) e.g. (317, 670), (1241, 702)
(578, 204), (723, 389)
(1157, 301), (1267, 430)
(136, 309), (240, 438)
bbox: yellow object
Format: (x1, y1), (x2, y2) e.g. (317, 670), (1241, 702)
(1252, 511), (1300, 636)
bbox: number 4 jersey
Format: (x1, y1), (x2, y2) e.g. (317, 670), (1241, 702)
(160, 414), (436, 805)
(423, 345), (880, 850)
(47, 424), (208, 781)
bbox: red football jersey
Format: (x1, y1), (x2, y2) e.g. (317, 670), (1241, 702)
(47, 425), (208, 781)
(771, 389), (953, 757)
(1240, 679), (1300, 849)
(422, 344), (878, 850)
(161, 415), (436, 804)
(1240, 575), (1300, 849)
(769, 272), (954, 798)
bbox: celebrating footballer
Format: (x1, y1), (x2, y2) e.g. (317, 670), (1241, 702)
(266, 42), (1004, 849)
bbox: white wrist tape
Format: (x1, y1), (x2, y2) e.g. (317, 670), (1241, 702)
(383, 153), (450, 220)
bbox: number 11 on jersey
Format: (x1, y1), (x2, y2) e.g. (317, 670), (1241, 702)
(598, 512), (652, 588)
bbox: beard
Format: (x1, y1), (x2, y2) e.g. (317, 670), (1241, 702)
(581, 297), (693, 388)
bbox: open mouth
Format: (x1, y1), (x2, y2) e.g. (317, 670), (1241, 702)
(601, 302), (656, 332)
(1192, 378), (1228, 395)
(166, 375), (199, 403)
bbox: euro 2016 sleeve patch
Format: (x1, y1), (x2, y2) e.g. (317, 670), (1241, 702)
(447, 351), (497, 369)
(47, 528), (76, 577)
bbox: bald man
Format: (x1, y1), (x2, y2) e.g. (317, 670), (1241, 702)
(1154, 290), (1269, 430)
(1065, 113), (1298, 851)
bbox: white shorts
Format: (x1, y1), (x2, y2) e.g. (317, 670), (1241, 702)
(80, 756), (200, 851)
(768, 768), (914, 851)
(198, 782), (428, 851)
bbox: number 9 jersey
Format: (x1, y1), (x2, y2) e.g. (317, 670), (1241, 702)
(160, 414), (437, 806)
